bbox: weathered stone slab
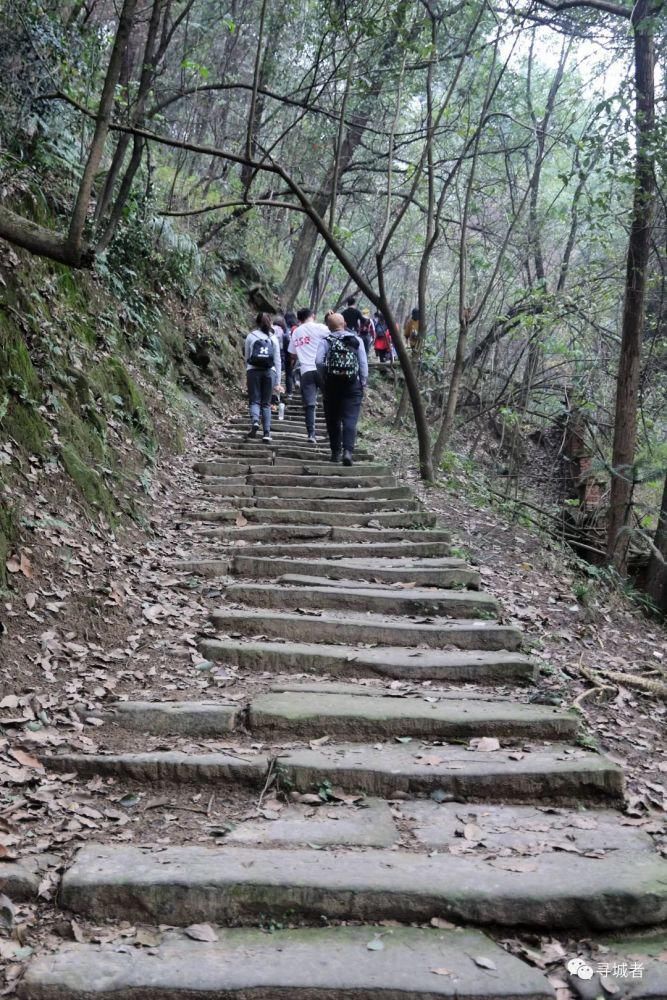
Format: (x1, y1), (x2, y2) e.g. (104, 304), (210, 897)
(225, 581), (496, 618)
(210, 608), (521, 650)
(200, 483), (254, 497)
(225, 799), (398, 848)
(568, 933), (667, 1000)
(248, 473), (396, 488)
(60, 843), (667, 929)
(232, 554), (477, 587)
(268, 680), (508, 700)
(249, 690), (578, 741)
(109, 701), (238, 736)
(401, 801), (654, 853)
(238, 508), (437, 528)
(20, 926), (554, 1000)
(252, 484), (411, 500)
(278, 566), (479, 589)
(43, 751), (265, 784)
(170, 558), (231, 576)
(0, 861), (40, 900)
(279, 743), (624, 804)
(228, 540), (454, 559)
(199, 637), (535, 683)
(203, 525), (451, 546)
(253, 496), (421, 513)
(200, 524), (333, 543)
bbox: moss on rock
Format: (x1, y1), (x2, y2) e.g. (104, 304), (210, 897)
(0, 316), (50, 456)
(60, 445), (116, 521)
(94, 358), (152, 438)
(0, 502), (18, 589)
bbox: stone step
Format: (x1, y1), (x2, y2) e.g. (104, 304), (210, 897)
(59, 842), (667, 929)
(201, 524), (334, 543)
(21, 925), (554, 1000)
(218, 445), (374, 461)
(242, 509), (437, 528)
(248, 690), (578, 741)
(252, 484), (410, 500)
(44, 750), (265, 784)
(173, 542), (453, 575)
(231, 554), (477, 587)
(185, 508), (436, 529)
(199, 483), (254, 497)
(200, 637), (535, 683)
(278, 567), (479, 590)
(210, 608), (520, 650)
(108, 701), (239, 736)
(210, 540), (454, 559)
(44, 743), (623, 804)
(224, 581), (497, 618)
(203, 526), (452, 545)
(252, 496), (421, 513)
(248, 473), (396, 488)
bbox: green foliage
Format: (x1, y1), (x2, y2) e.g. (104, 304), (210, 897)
(0, 503), (18, 590)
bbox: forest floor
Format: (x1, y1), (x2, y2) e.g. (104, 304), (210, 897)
(1, 376), (666, 995)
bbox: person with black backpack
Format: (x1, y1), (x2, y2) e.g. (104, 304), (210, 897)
(244, 313), (283, 442)
(316, 312), (368, 465)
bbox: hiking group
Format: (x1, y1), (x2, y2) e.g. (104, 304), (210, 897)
(243, 295), (390, 466)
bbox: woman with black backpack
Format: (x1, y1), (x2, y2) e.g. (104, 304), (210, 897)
(244, 313), (283, 443)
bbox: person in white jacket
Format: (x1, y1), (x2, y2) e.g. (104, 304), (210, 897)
(244, 313), (283, 442)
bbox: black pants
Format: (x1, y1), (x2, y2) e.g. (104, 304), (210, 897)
(300, 369), (319, 436)
(323, 382), (363, 454)
(247, 368), (273, 434)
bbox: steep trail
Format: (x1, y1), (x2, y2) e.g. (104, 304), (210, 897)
(19, 390), (667, 998)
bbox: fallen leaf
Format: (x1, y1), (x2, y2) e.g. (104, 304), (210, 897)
(473, 956), (497, 971)
(431, 968), (452, 976)
(20, 552), (33, 578)
(235, 513), (248, 527)
(5, 555), (20, 574)
(463, 822), (483, 842)
(430, 917), (455, 929)
(489, 858), (538, 873)
(184, 923), (218, 942)
(470, 737), (500, 752)
(25, 592), (37, 610)
(366, 938), (384, 951)
(9, 749), (44, 771)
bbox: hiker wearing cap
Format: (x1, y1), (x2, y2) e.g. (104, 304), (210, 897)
(244, 313), (283, 443)
(288, 307), (328, 443)
(316, 312), (368, 466)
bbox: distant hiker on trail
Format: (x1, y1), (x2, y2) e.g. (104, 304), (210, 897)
(342, 295), (363, 334)
(288, 307), (328, 443)
(317, 311), (368, 466)
(283, 310), (298, 398)
(359, 307), (375, 356)
(274, 313), (293, 399)
(244, 313), (283, 443)
(404, 308), (420, 353)
(373, 313), (392, 363)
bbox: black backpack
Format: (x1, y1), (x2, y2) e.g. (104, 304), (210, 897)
(249, 333), (274, 370)
(325, 334), (360, 382)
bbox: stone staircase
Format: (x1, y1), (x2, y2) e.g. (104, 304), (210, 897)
(22, 397), (667, 998)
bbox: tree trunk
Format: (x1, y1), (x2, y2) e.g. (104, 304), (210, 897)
(66, 0), (139, 260)
(606, 0), (656, 572)
(645, 470), (667, 612)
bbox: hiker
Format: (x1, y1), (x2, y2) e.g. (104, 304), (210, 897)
(359, 307), (375, 356)
(274, 313), (293, 399)
(342, 295), (363, 334)
(374, 313), (392, 363)
(404, 308), (420, 353)
(244, 312), (283, 443)
(283, 312), (298, 399)
(288, 307), (328, 443)
(317, 311), (368, 466)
